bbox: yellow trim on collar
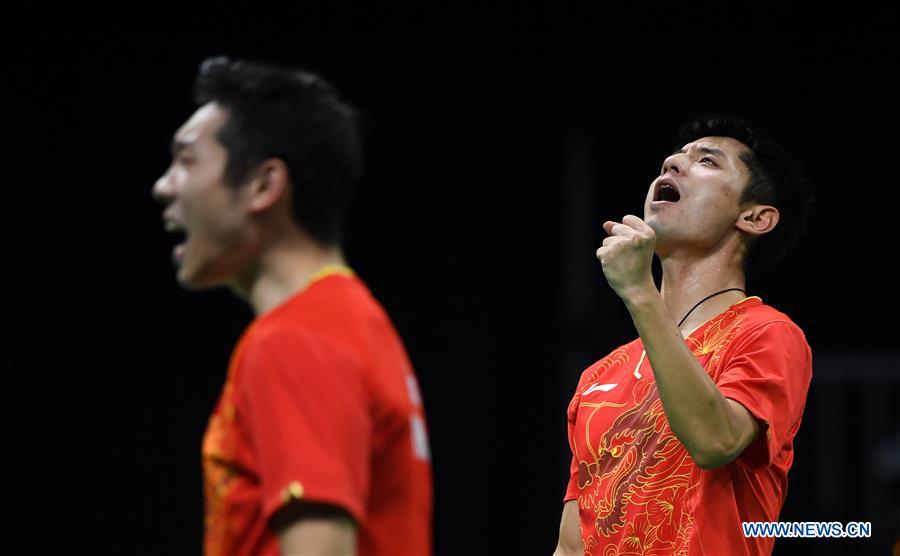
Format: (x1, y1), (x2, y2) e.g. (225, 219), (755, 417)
(735, 295), (763, 305)
(307, 264), (355, 286)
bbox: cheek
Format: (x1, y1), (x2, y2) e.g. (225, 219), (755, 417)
(696, 183), (736, 209)
(702, 195), (741, 231)
(185, 188), (241, 239)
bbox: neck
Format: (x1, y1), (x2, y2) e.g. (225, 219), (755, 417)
(659, 247), (747, 334)
(229, 230), (347, 316)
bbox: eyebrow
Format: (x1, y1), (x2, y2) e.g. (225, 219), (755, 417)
(671, 146), (728, 158)
(170, 139), (194, 156)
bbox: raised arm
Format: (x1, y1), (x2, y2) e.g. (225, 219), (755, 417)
(596, 216), (760, 469)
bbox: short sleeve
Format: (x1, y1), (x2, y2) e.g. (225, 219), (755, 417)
(237, 326), (371, 524)
(564, 388), (581, 502)
(715, 321), (812, 470)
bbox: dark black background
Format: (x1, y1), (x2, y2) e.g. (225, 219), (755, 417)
(15, 4), (900, 554)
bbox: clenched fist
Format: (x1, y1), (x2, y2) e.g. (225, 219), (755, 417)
(596, 215), (657, 300)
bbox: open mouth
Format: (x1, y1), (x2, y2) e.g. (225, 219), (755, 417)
(164, 219), (189, 262)
(654, 181), (681, 203)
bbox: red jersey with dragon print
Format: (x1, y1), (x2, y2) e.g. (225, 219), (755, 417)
(202, 271), (432, 556)
(565, 297), (812, 556)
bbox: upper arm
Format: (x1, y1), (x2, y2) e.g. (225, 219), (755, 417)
(274, 501), (357, 556)
(239, 329), (371, 524)
(715, 321), (813, 469)
(554, 500), (582, 556)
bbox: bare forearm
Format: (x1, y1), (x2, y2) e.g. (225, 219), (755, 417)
(554, 500), (583, 556)
(278, 518), (356, 556)
(274, 502), (357, 556)
(623, 289), (746, 467)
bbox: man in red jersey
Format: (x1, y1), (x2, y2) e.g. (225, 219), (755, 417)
(554, 115), (813, 556)
(153, 57), (432, 556)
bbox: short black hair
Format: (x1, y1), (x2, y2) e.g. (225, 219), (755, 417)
(675, 114), (812, 277)
(194, 56), (363, 246)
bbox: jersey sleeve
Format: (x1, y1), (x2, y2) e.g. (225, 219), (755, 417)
(715, 320), (812, 470)
(237, 325), (371, 524)
(564, 387), (582, 502)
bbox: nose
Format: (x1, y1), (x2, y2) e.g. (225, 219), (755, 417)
(661, 152), (686, 176)
(152, 169), (175, 204)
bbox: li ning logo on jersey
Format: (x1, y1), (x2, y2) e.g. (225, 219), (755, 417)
(583, 383), (619, 396)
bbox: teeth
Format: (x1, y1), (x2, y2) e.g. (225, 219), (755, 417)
(655, 183), (679, 202)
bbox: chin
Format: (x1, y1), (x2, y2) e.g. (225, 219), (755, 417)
(176, 263), (224, 291)
(644, 215), (662, 235)
(645, 219), (681, 252)
(176, 271), (208, 291)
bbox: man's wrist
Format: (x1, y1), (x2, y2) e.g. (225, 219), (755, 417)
(617, 280), (660, 308)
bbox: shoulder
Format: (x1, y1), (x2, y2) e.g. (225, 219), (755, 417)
(733, 299), (809, 348)
(247, 274), (376, 346)
(305, 274), (394, 333)
(576, 339), (642, 386)
(239, 316), (363, 382)
(244, 315), (318, 353)
(718, 301), (813, 380)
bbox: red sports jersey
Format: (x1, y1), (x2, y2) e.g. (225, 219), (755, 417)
(202, 268), (432, 555)
(565, 297), (812, 556)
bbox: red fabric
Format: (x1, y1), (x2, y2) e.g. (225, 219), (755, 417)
(202, 273), (432, 556)
(564, 297), (812, 556)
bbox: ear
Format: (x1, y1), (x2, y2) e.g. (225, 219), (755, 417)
(735, 204), (779, 237)
(246, 158), (291, 214)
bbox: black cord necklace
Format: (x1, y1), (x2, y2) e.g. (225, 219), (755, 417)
(677, 288), (747, 328)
